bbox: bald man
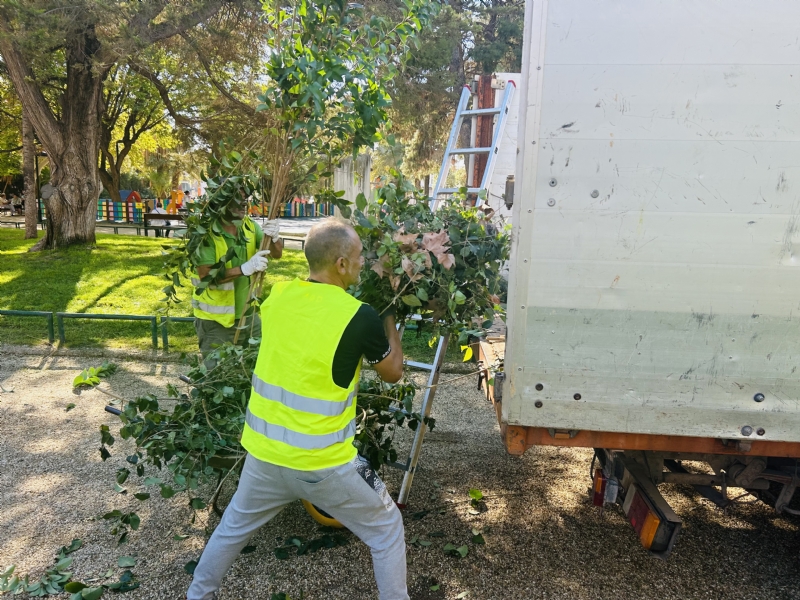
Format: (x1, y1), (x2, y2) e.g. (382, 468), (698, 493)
(188, 219), (408, 600)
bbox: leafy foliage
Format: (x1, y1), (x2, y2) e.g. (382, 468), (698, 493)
(351, 172), (510, 344)
(0, 540), (100, 598)
(355, 376), (435, 471)
(257, 0), (437, 159)
(160, 0), (436, 316)
(72, 363), (117, 389)
(273, 531), (350, 560)
(98, 342), (436, 516)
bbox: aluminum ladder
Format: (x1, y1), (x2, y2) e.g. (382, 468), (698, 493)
(383, 326), (450, 507)
(430, 81), (516, 209)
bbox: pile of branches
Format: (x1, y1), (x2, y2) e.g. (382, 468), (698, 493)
(98, 174), (509, 539)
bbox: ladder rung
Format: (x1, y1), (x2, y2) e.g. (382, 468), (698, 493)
(406, 360), (435, 371)
(462, 107), (502, 117)
(437, 187), (482, 195)
(386, 460), (411, 472)
(448, 147), (492, 155)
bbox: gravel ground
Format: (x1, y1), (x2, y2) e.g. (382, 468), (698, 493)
(1, 349), (799, 600)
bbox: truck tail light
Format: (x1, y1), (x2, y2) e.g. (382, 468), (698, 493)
(592, 468), (606, 506)
(619, 456), (682, 558)
(623, 484), (661, 549)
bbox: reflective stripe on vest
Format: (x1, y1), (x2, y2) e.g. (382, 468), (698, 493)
(190, 277), (235, 291)
(192, 217), (258, 327)
(251, 373), (354, 416)
(245, 407), (356, 450)
(191, 299), (235, 315)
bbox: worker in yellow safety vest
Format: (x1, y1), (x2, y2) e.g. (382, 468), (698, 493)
(192, 201), (283, 357)
(187, 219), (408, 600)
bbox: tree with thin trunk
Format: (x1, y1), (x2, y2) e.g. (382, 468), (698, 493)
(99, 66), (166, 203)
(21, 108), (36, 239)
(0, 1), (250, 250)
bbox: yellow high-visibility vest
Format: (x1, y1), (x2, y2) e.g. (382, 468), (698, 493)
(241, 279), (363, 470)
(191, 217), (258, 328)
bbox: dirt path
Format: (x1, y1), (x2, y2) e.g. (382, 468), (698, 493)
(1, 350), (798, 599)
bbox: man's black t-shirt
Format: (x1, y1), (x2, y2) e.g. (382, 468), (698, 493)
(308, 280), (391, 388)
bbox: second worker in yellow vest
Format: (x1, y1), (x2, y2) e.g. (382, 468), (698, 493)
(192, 200), (284, 359)
(188, 219), (409, 600)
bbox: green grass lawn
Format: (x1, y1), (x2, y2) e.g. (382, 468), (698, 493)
(0, 229), (308, 352)
(0, 228), (459, 362)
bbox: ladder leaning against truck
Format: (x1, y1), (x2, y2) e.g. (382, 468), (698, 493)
(468, 0), (800, 558)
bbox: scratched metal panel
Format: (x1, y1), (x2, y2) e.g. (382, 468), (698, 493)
(544, 1), (800, 66)
(505, 0), (800, 442)
(541, 66), (800, 142)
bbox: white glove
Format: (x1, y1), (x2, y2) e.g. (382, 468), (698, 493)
(240, 250), (270, 276)
(262, 219), (281, 242)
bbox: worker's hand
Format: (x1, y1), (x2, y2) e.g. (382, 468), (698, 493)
(262, 220), (281, 242)
(240, 250), (270, 276)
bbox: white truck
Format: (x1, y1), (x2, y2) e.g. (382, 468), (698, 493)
(481, 0), (800, 556)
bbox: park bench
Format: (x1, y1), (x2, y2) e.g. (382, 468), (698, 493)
(281, 235), (306, 249)
(95, 220), (144, 235)
(0, 220), (46, 230)
(143, 212), (186, 237)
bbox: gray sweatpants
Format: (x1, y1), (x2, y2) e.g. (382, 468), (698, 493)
(187, 453), (409, 600)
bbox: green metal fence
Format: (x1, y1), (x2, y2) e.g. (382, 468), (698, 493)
(0, 310), (55, 343)
(0, 309), (195, 350)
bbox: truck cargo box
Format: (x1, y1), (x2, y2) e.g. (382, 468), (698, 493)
(503, 0), (800, 456)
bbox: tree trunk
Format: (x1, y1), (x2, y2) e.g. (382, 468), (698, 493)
(99, 161), (123, 203)
(1, 25), (106, 250)
(38, 146), (100, 249)
(21, 108), (37, 239)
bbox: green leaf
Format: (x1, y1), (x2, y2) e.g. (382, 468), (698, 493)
(113, 483), (127, 494)
(355, 192), (368, 211)
(173, 534), (190, 541)
(65, 403), (76, 412)
(64, 582), (87, 593)
(117, 556), (136, 568)
(190, 498), (207, 510)
(60, 539), (83, 555)
(143, 477), (162, 486)
(99, 425), (114, 447)
(468, 488), (484, 501)
(116, 468), (129, 485)
(159, 485), (175, 499)
(415, 288), (428, 302)
(133, 493), (150, 501)
(472, 534), (485, 545)
(183, 560), (198, 575)
(401, 294), (422, 307)
(81, 587), (104, 600)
